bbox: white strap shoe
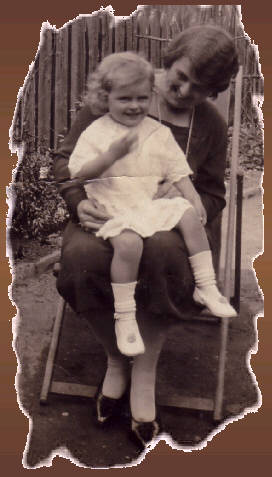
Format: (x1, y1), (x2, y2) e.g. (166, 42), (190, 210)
(193, 286), (237, 318)
(114, 314), (145, 356)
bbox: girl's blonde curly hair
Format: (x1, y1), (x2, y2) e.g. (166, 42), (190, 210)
(84, 52), (155, 115)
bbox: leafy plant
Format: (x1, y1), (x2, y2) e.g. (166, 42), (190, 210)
(10, 150), (69, 240)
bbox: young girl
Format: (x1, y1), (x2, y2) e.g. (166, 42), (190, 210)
(68, 52), (236, 357)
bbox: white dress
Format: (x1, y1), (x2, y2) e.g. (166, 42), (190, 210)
(68, 114), (193, 239)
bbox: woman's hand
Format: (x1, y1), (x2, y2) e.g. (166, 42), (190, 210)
(190, 193), (207, 226)
(175, 176), (207, 226)
(153, 180), (174, 199)
(77, 199), (110, 231)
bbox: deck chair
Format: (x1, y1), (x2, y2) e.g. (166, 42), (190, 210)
(40, 67), (244, 422)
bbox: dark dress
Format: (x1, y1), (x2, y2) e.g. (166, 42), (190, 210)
(53, 100), (227, 321)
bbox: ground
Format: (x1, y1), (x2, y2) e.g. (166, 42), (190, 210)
(9, 171), (264, 468)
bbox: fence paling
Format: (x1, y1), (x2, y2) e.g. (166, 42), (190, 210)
(131, 13), (138, 52)
(37, 28), (53, 152)
(149, 10), (161, 68)
(137, 10), (149, 59)
(54, 28), (69, 150)
(160, 12), (170, 67)
(125, 16), (133, 51)
(79, 19), (88, 96)
(12, 96), (23, 147)
(86, 15), (99, 75)
(169, 15), (181, 40)
(23, 70), (36, 150)
(115, 18), (126, 53)
(101, 12), (113, 58)
(70, 19), (86, 125)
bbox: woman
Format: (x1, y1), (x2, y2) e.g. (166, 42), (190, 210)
(53, 24), (239, 449)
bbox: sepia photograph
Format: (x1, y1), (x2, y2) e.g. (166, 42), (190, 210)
(7, 4), (264, 469)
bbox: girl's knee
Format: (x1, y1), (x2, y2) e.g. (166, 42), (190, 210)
(178, 207), (201, 233)
(182, 206), (199, 221)
(111, 231), (143, 260)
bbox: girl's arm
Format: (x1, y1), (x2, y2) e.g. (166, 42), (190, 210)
(74, 131), (138, 180)
(74, 150), (117, 180)
(175, 176), (207, 225)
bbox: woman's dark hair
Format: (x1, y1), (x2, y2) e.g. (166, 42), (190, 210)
(163, 25), (239, 95)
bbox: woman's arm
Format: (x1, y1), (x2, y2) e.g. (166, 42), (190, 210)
(193, 102), (228, 222)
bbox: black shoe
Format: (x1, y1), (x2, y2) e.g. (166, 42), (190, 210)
(96, 391), (122, 426)
(94, 378), (131, 427)
(130, 417), (162, 450)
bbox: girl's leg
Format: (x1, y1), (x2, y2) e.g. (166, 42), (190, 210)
(110, 230), (143, 283)
(177, 208), (237, 318)
(109, 231), (145, 356)
(176, 207), (210, 256)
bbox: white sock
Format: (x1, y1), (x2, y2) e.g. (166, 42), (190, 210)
(189, 250), (216, 289)
(111, 281), (137, 315)
(102, 355), (130, 399)
(189, 251), (237, 318)
(111, 282), (145, 356)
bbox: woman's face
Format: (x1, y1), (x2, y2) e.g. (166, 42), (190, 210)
(164, 56), (211, 110)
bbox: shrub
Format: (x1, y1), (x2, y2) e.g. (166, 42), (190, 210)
(226, 121), (263, 174)
(10, 150), (69, 240)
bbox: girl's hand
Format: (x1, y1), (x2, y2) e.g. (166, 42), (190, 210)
(108, 131), (138, 162)
(77, 199), (111, 231)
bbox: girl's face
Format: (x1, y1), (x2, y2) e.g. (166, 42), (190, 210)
(164, 56), (211, 110)
(107, 79), (152, 127)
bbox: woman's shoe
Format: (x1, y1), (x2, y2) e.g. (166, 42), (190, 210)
(130, 418), (161, 450)
(95, 377), (131, 427)
(193, 286), (237, 318)
(96, 391), (122, 426)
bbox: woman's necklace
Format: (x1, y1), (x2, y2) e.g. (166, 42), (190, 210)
(155, 90), (195, 158)
(185, 107), (195, 158)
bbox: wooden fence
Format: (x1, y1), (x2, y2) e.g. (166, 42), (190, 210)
(12, 5), (263, 155)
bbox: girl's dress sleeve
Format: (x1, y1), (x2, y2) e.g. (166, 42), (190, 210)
(68, 123), (103, 178)
(52, 105), (99, 222)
